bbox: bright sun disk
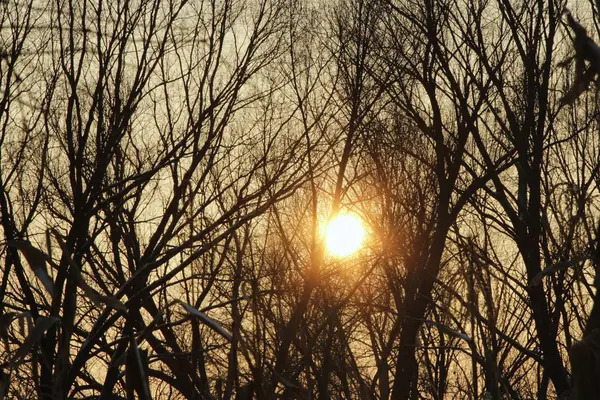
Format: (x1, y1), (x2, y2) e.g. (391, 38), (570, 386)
(325, 213), (365, 257)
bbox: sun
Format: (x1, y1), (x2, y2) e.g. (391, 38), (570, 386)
(325, 213), (365, 257)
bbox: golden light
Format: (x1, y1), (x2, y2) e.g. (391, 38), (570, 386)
(325, 213), (365, 257)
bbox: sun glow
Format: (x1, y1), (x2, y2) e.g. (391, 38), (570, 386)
(325, 213), (365, 257)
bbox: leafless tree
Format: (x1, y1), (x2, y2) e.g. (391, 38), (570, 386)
(4, 0), (600, 399)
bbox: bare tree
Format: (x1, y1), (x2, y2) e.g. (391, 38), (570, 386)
(4, 0), (600, 398)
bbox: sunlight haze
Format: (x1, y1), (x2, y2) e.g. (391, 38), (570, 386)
(325, 213), (365, 257)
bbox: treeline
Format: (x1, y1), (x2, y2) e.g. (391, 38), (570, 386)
(0, 0), (598, 398)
